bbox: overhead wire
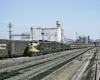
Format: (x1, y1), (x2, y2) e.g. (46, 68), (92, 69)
(0, 22), (8, 25)
(0, 21), (32, 32)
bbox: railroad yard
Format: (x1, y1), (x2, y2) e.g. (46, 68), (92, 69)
(1, 0), (100, 80)
(0, 47), (99, 80)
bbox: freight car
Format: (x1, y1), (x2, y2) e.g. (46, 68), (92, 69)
(70, 44), (87, 49)
(0, 39), (8, 58)
(0, 39), (30, 58)
(10, 40), (29, 57)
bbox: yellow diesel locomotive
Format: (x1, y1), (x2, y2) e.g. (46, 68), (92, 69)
(23, 41), (39, 57)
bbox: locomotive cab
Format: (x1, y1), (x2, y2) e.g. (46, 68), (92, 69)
(23, 41), (39, 57)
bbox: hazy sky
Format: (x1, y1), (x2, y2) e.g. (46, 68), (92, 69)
(0, 0), (100, 40)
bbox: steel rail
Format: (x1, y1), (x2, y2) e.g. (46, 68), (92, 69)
(23, 48), (92, 80)
(0, 49), (87, 80)
(95, 48), (99, 80)
(75, 49), (95, 80)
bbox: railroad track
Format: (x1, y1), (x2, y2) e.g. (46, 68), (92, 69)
(0, 49), (82, 69)
(94, 48), (99, 80)
(75, 47), (97, 80)
(29, 48), (92, 80)
(0, 48), (92, 80)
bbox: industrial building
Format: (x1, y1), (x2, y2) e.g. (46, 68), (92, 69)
(64, 38), (74, 44)
(76, 36), (91, 44)
(20, 21), (64, 42)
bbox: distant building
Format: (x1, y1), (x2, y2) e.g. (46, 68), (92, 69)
(61, 29), (64, 42)
(64, 38), (74, 44)
(31, 27), (64, 42)
(11, 33), (30, 41)
(21, 33), (30, 40)
(21, 21), (64, 42)
(77, 35), (90, 44)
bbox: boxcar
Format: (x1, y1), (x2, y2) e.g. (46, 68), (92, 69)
(0, 39), (30, 58)
(0, 39), (8, 58)
(10, 40), (29, 57)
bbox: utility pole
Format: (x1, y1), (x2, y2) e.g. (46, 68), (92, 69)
(8, 22), (12, 58)
(76, 32), (78, 41)
(31, 27), (33, 41)
(8, 22), (12, 40)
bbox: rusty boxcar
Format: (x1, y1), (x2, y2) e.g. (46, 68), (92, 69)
(0, 39), (29, 58)
(11, 40), (29, 57)
(0, 39), (8, 58)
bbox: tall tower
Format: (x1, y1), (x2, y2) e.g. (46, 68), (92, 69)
(56, 21), (62, 42)
(56, 21), (61, 28)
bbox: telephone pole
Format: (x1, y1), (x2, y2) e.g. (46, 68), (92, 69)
(8, 22), (12, 58)
(8, 22), (12, 40)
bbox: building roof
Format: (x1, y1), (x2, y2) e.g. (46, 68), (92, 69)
(36, 27), (59, 30)
(42, 28), (58, 29)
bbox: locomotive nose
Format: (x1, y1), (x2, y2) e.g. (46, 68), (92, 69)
(23, 41), (39, 57)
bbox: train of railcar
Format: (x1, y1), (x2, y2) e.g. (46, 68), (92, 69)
(0, 39), (87, 58)
(23, 41), (87, 56)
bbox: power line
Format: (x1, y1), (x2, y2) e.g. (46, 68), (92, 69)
(0, 22), (35, 31)
(0, 22), (8, 25)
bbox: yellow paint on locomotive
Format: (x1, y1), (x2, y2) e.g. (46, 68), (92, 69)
(28, 42), (39, 53)
(23, 41), (39, 56)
